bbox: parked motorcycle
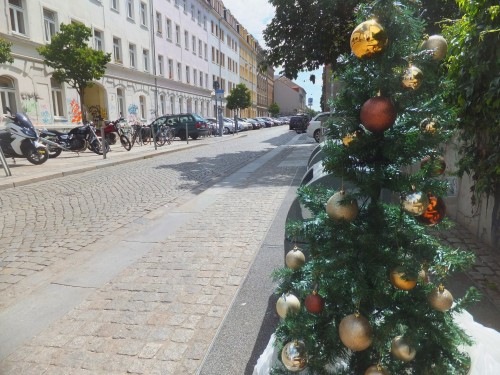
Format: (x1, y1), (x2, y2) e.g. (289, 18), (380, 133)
(39, 121), (109, 158)
(0, 107), (48, 165)
(95, 117), (132, 151)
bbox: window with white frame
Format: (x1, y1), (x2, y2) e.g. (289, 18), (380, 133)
(158, 55), (164, 76)
(43, 8), (57, 42)
(166, 18), (172, 40)
(168, 59), (174, 79)
(129, 43), (136, 68)
(156, 12), (162, 35)
(203, 16), (207, 30)
(170, 96), (175, 113)
(205, 73), (208, 89)
(183, 0), (187, 12)
(117, 88), (125, 116)
(140, 2), (147, 27)
(9, 0), (27, 35)
(127, 0), (134, 19)
(204, 43), (207, 60)
(160, 94), (166, 115)
(113, 37), (122, 63)
(139, 95), (146, 119)
(199, 71), (203, 87)
(50, 78), (64, 117)
(177, 62), (182, 81)
(175, 24), (180, 45)
(197, 10), (201, 24)
(0, 76), (17, 114)
(143, 49), (149, 72)
(198, 40), (202, 57)
(178, 97), (183, 113)
(191, 4), (195, 19)
(194, 100), (198, 114)
(174, 0), (179, 7)
(193, 68), (197, 86)
(94, 29), (103, 51)
(192, 36), (196, 54)
(185, 66), (190, 84)
(184, 30), (189, 50)
(111, 0), (119, 12)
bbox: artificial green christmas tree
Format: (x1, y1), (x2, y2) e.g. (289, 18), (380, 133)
(272, 1), (479, 374)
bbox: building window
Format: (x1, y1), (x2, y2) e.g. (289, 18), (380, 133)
(192, 36), (196, 54)
(140, 2), (147, 27)
(199, 71), (203, 87)
(191, 5), (195, 19)
(139, 95), (146, 120)
(185, 66), (190, 84)
(117, 88), (125, 116)
(170, 96), (175, 113)
(166, 18), (172, 40)
(143, 49), (149, 72)
(94, 29), (103, 51)
(175, 25), (180, 45)
(174, 0), (179, 7)
(160, 94), (166, 115)
(205, 73), (208, 89)
(113, 37), (122, 63)
(194, 100), (198, 114)
(156, 12), (162, 35)
(193, 68), (197, 86)
(158, 55), (164, 76)
(183, 0), (187, 12)
(9, 0), (26, 35)
(168, 59), (174, 79)
(50, 78), (64, 117)
(177, 62), (182, 81)
(198, 40), (202, 57)
(43, 8), (57, 42)
(204, 43), (207, 60)
(184, 30), (189, 50)
(129, 43), (136, 68)
(178, 97), (183, 113)
(197, 10), (202, 24)
(126, 0), (134, 19)
(203, 16), (207, 30)
(0, 76), (18, 114)
(111, 0), (119, 11)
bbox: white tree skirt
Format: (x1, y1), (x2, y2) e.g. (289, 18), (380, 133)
(253, 311), (500, 375)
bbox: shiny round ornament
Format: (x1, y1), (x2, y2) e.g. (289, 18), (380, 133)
(419, 117), (438, 133)
(390, 268), (417, 291)
(350, 20), (388, 59)
(402, 65), (423, 90)
(281, 340), (308, 372)
(338, 313), (373, 351)
(391, 336), (416, 362)
(402, 191), (429, 216)
(285, 246), (306, 270)
(305, 291), (325, 314)
(276, 293), (301, 318)
(428, 284), (453, 312)
(360, 96), (397, 132)
(326, 190), (359, 222)
(417, 195), (446, 226)
(365, 364), (390, 375)
(421, 35), (448, 60)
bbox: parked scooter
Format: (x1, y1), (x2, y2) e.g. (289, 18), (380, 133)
(39, 121), (109, 158)
(0, 107), (48, 165)
(95, 116), (132, 151)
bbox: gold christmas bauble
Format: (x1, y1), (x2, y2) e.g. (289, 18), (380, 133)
(350, 20), (388, 59)
(428, 284), (453, 312)
(285, 246), (306, 270)
(402, 191), (429, 216)
(342, 128), (364, 146)
(338, 313), (373, 351)
(281, 340), (308, 372)
(360, 96), (397, 132)
(421, 35), (448, 60)
(326, 190), (359, 222)
(402, 65), (423, 90)
(417, 195), (446, 226)
(390, 268), (417, 291)
(276, 293), (301, 318)
(419, 117), (438, 133)
(391, 336), (416, 362)
(365, 364), (390, 375)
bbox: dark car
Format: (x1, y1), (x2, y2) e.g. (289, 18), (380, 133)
(150, 113), (209, 140)
(289, 115), (309, 132)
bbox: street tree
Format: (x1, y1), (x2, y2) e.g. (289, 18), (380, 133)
(226, 83), (252, 118)
(0, 37), (14, 64)
(37, 23), (111, 122)
(268, 102), (280, 117)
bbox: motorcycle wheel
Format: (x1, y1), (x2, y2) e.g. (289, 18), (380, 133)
(90, 139), (110, 155)
(48, 147), (62, 158)
(120, 135), (132, 151)
(26, 146), (49, 165)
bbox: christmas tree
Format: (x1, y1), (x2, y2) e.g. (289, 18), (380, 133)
(272, 1), (479, 374)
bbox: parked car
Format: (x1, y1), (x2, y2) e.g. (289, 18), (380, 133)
(256, 117), (273, 127)
(150, 113), (209, 140)
(289, 114), (310, 131)
(244, 118), (261, 129)
(307, 112), (331, 142)
(235, 118), (252, 131)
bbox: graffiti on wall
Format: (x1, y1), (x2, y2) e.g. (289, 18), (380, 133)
(39, 103), (51, 125)
(70, 99), (82, 123)
(87, 105), (107, 122)
(20, 92), (40, 120)
(127, 103), (139, 122)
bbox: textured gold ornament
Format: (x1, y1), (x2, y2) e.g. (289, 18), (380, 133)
(276, 293), (301, 318)
(391, 336), (416, 362)
(419, 117), (438, 133)
(326, 190), (359, 222)
(350, 20), (388, 59)
(281, 340), (308, 372)
(402, 191), (429, 216)
(421, 35), (448, 60)
(285, 246), (306, 270)
(338, 313), (373, 351)
(428, 284), (453, 312)
(390, 268), (417, 291)
(365, 364), (390, 375)
(402, 65), (423, 90)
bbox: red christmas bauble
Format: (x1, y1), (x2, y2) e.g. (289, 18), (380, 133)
(305, 292), (325, 314)
(360, 96), (397, 132)
(416, 195), (446, 226)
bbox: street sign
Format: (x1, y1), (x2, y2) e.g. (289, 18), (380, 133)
(308, 97), (313, 106)
(215, 89), (224, 100)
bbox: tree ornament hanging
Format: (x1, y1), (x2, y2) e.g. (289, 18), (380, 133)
(360, 96), (397, 132)
(350, 20), (388, 59)
(421, 155), (446, 176)
(421, 35), (448, 61)
(342, 128), (364, 146)
(391, 336), (416, 362)
(401, 191), (429, 216)
(418, 268), (431, 285)
(428, 284), (453, 312)
(419, 117), (438, 133)
(326, 190), (359, 222)
(281, 340), (308, 372)
(365, 364), (390, 375)
(305, 290), (325, 314)
(416, 195), (446, 226)
(402, 65), (423, 90)
(285, 245), (306, 270)
(338, 312), (373, 351)
(276, 293), (301, 318)
(390, 267), (417, 290)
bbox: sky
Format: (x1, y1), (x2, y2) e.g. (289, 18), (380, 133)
(224, 0), (323, 111)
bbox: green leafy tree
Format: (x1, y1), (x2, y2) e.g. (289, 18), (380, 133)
(268, 102), (280, 117)
(0, 38), (14, 64)
(37, 23), (111, 121)
(263, 0), (459, 79)
(443, 0), (500, 245)
(272, 1), (477, 374)
(226, 83), (252, 117)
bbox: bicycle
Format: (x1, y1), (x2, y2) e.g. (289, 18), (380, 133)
(154, 124), (175, 146)
(130, 122), (148, 146)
